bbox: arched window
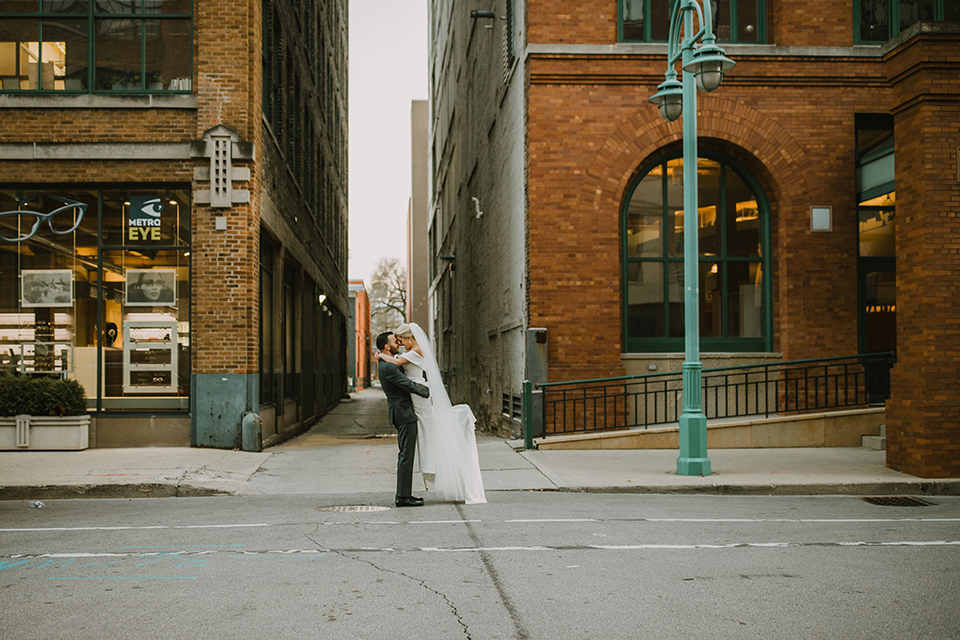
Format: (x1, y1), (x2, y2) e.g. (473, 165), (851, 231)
(622, 151), (771, 352)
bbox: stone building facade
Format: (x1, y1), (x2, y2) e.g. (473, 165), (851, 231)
(0, 0), (349, 449)
(429, 0), (959, 477)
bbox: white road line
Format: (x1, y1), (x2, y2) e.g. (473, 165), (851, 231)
(591, 540), (960, 550)
(3, 518), (960, 534)
(0, 524), (271, 532)
(5, 541), (960, 560)
(640, 518), (960, 523)
(420, 540), (960, 552)
(421, 546), (555, 552)
(506, 519), (599, 523)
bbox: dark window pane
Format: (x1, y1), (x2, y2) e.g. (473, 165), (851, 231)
(857, 127), (894, 160)
(666, 158), (684, 257)
(622, 0), (645, 40)
(727, 261), (763, 337)
(42, 18), (89, 90)
(626, 166), (664, 258)
(95, 18), (142, 90)
(627, 262), (664, 338)
(709, 0), (731, 41)
(899, 0), (935, 30)
(737, 0), (759, 41)
(41, 0), (87, 12)
(650, 0), (672, 41)
(863, 270), (896, 353)
(698, 159), (721, 257)
(96, 1), (140, 14)
(144, 0), (191, 13)
(1, 2), (40, 13)
(946, 1), (960, 21)
(144, 18), (189, 90)
(668, 262), (684, 337)
(700, 262), (721, 337)
(725, 168), (761, 257)
(0, 20), (37, 91)
(859, 0), (889, 41)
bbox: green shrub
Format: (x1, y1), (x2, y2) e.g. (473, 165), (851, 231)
(0, 376), (88, 417)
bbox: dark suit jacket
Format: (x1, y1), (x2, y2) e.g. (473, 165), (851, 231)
(378, 360), (430, 426)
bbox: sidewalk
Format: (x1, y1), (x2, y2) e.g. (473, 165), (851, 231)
(2, 387), (958, 500)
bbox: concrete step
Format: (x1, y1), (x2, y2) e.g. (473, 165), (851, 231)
(862, 424), (886, 450)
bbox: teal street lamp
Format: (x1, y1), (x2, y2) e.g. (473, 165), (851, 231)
(648, 0), (735, 476)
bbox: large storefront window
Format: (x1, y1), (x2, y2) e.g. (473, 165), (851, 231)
(620, 0), (765, 43)
(0, 1), (192, 94)
(0, 186), (190, 412)
(622, 152), (771, 352)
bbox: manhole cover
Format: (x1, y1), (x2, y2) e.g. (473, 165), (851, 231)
(860, 496), (931, 507)
(315, 505), (391, 513)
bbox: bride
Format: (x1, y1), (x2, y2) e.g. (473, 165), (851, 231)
(376, 322), (486, 505)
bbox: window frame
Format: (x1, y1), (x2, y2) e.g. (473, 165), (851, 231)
(0, 1), (193, 95)
(621, 150), (773, 353)
(618, 0), (767, 44)
(854, 0), (953, 44)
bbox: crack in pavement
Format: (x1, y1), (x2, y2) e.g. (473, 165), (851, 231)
(456, 504), (532, 640)
(304, 525), (473, 639)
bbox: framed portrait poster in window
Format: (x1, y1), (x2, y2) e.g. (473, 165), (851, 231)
(125, 269), (177, 306)
(21, 270), (74, 307)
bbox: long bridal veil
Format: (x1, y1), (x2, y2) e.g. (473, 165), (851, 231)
(409, 322), (486, 504)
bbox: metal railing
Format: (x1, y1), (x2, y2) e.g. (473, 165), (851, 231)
(523, 352), (895, 441)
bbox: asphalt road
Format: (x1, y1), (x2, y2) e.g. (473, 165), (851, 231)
(2, 492), (959, 639)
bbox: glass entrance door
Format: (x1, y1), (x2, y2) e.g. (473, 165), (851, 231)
(860, 265), (896, 354)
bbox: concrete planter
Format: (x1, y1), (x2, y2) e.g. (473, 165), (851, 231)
(0, 414), (90, 451)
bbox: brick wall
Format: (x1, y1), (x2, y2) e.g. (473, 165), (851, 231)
(190, 0), (259, 376)
(527, 0), (617, 44)
(772, 0), (853, 47)
(0, 0), (350, 446)
(526, 0), (853, 47)
(526, 51), (892, 384)
(884, 29), (960, 478)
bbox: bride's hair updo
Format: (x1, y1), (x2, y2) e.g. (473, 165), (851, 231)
(394, 323), (414, 339)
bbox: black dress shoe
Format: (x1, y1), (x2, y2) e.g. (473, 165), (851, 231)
(395, 496), (424, 507)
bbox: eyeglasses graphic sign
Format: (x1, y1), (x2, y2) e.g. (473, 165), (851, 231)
(0, 193), (87, 243)
(127, 195), (165, 242)
(125, 269), (176, 307)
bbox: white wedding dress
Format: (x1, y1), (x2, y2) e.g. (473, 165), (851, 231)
(400, 323), (486, 505)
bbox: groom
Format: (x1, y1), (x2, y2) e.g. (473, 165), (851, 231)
(376, 331), (430, 507)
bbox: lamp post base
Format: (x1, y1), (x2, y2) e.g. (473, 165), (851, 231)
(677, 411), (711, 476)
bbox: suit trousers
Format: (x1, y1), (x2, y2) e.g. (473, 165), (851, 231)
(395, 420), (418, 499)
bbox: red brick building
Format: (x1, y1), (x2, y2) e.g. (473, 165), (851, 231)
(0, 0), (349, 449)
(428, 1), (959, 477)
(348, 280), (371, 391)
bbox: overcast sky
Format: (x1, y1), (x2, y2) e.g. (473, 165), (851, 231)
(348, 0), (429, 286)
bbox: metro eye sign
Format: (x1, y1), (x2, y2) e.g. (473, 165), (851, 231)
(128, 196), (164, 241)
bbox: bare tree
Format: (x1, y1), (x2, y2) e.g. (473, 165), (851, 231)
(368, 257), (407, 339)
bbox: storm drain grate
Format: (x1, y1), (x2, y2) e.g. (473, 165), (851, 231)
(315, 505), (391, 513)
(860, 496), (932, 507)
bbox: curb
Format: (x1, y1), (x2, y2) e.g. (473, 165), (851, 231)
(552, 481), (960, 496)
(0, 483), (233, 501)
